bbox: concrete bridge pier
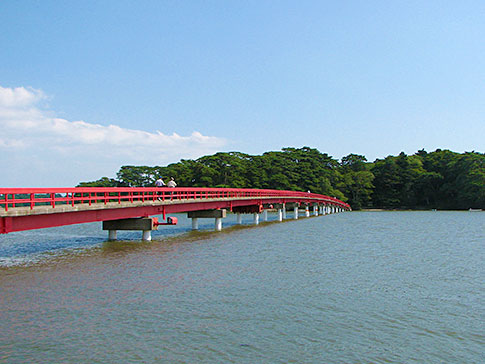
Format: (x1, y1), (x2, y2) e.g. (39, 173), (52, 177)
(272, 203), (284, 222)
(215, 217), (223, 231)
(313, 205), (318, 216)
(236, 212), (243, 225)
(285, 203), (299, 219)
(103, 217), (157, 241)
(108, 230), (117, 240)
(142, 230), (152, 241)
(305, 205), (310, 217)
(253, 213), (260, 225)
(188, 209), (226, 231)
(262, 209), (268, 221)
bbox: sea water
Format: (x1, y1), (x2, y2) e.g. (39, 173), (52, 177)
(0, 211), (483, 363)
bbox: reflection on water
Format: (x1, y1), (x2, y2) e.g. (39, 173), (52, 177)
(0, 211), (484, 363)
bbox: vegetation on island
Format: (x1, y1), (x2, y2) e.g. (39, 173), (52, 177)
(78, 147), (485, 210)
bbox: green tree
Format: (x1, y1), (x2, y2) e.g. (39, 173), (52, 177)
(454, 152), (485, 209)
(77, 177), (120, 187)
(338, 154), (374, 209)
(116, 166), (156, 187)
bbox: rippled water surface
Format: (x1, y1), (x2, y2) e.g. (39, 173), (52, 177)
(1, 211), (484, 363)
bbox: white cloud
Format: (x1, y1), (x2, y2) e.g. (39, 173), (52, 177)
(0, 86), (226, 187)
(0, 86), (45, 108)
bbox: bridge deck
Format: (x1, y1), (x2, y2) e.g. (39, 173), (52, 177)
(0, 187), (350, 234)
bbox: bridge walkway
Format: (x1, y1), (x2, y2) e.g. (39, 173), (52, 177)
(0, 187), (350, 235)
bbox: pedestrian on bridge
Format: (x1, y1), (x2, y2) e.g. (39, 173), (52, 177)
(167, 177), (177, 199)
(155, 177), (165, 187)
(167, 177), (177, 188)
(155, 177), (165, 200)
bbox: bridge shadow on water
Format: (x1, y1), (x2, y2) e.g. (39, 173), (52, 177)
(99, 216), (296, 256)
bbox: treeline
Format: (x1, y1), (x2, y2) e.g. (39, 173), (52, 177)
(78, 147), (485, 210)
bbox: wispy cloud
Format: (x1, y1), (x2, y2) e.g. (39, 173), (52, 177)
(0, 86), (226, 187)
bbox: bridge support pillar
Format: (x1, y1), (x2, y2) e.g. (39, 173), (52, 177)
(142, 230), (152, 241)
(313, 205), (318, 216)
(108, 230), (117, 241)
(237, 213), (243, 224)
(285, 203), (299, 219)
(188, 209), (226, 232)
(253, 213), (260, 225)
(305, 206), (310, 217)
(262, 210), (268, 221)
(192, 218), (199, 230)
(103, 217), (157, 241)
(272, 203), (284, 222)
(215, 217), (223, 231)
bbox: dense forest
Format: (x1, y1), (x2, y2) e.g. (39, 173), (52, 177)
(78, 147), (485, 210)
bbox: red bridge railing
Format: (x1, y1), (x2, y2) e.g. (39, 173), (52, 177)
(0, 187), (350, 212)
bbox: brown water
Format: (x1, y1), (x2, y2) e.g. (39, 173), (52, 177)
(0, 211), (484, 363)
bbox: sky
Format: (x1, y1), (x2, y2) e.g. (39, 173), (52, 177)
(1, 1), (484, 187)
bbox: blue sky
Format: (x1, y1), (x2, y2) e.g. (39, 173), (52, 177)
(1, 1), (484, 187)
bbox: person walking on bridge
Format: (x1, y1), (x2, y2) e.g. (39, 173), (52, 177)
(167, 177), (177, 188)
(167, 177), (177, 199)
(155, 177), (165, 200)
(155, 177), (165, 187)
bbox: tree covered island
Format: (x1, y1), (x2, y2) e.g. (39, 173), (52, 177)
(79, 147), (485, 210)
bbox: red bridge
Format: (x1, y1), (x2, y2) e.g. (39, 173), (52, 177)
(0, 187), (350, 239)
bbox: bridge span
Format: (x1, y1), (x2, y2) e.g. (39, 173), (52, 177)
(0, 187), (350, 239)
